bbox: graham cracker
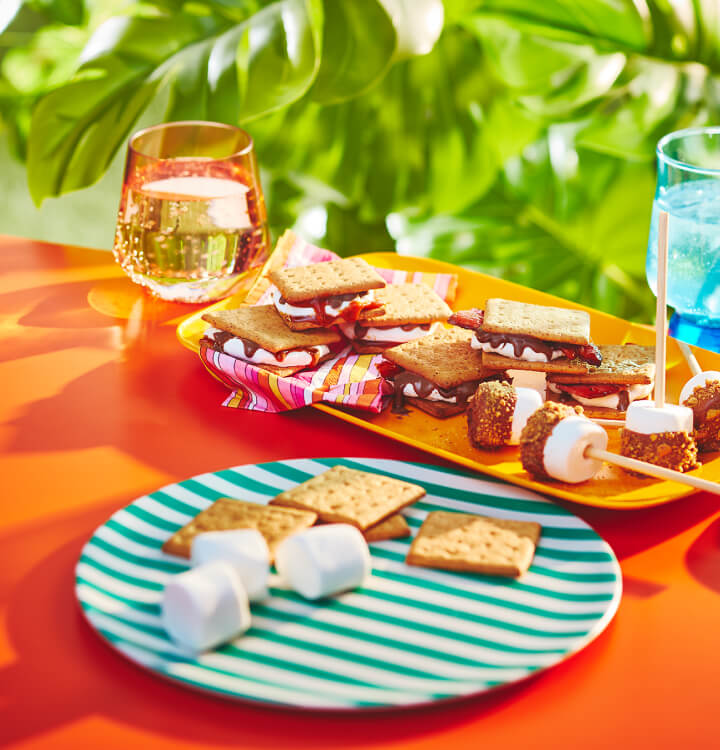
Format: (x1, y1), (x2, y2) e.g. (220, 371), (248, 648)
(161, 498), (317, 561)
(546, 344), (655, 385)
(366, 284), (451, 326)
(546, 391), (639, 419)
(406, 510), (541, 578)
(409, 399), (467, 419)
(483, 299), (591, 345)
(482, 351), (591, 374)
(384, 327), (495, 389)
(269, 257), (386, 303)
(202, 305), (341, 352)
(363, 514), (411, 542)
(269, 465), (426, 530)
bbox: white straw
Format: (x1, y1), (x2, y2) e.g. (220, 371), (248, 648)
(678, 340), (702, 376)
(586, 446), (720, 495)
(655, 210), (669, 408)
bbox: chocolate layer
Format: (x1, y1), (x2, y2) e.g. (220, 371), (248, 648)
(279, 290), (381, 326)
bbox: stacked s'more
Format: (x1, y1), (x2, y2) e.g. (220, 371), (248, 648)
(448, 299), (656, 417)
(378, 327), (507, 418)
(202, 230), (455, 377)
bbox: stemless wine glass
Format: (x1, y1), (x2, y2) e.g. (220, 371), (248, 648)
(113, 121), (270, 303)
(647, 127), (720, 347)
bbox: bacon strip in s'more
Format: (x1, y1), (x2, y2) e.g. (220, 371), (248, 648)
(547, 344), (656, 417)
(201, 305), (342, 377)
(378, 327), (508, 418)
(269, 236), (386, 331)
(339, 283), (452, 354)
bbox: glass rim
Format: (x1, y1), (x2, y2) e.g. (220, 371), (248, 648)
(657, 126), (720, 176)
(128, 120), (254, 161)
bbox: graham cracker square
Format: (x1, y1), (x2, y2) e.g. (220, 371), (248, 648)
(269, 465), (425, 530)
(405, 510), (541, 578)
(384, 327), (494, 389)
(161, 498), (317, 561)
(367, 284), (452, 326)
(547, 344), (656, 385)
(202, 305), (341, 352)
(363, 513), (411, 542)
(483, 298), (591, 345)
(269, 257), (386, 303)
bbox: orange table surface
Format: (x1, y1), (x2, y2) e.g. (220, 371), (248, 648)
(2, 235), (719, 750)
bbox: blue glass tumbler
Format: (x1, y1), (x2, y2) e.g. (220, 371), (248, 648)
(647, 127), (720, 349)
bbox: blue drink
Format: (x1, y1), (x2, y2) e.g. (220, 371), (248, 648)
(647, 179), (720, 326)
(647, 128), (720, 348)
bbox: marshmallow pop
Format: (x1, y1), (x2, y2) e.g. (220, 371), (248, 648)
(678, 341), (720, 452)
(467, 381), (543, 449)
(519, 402), (608, 483)
(620, 400), (699, 473)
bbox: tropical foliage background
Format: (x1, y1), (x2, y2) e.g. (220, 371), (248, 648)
(2, 0), (720, 322)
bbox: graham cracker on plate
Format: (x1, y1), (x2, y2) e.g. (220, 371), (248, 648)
(269, 257), (386, 303)
(269, 465), (426, 530)
(384, 327), (496, 389)
(363, 514), (411, 542)
(366, 284), (451, 326)
(482, 351), (592, 375)
(202, 305), (341, 352)
(161, 498), (317, 561)
(546, 344), (655, 384)
(406, 510), (541, 578)
(483, 298), (591, 345)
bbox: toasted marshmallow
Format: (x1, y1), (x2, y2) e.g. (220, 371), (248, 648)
(191, 529), (270, 602)
(274, 524), (371, 600)
(624, 401), (693, 434)
(543, 416), (608, 483)
(161, 561), (251, 652)
(680, 371), (720, 404)
(510, 388), (544, 445)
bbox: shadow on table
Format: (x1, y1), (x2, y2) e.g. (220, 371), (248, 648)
(686, 516), (720, 594)
(0, 501), (616, 748)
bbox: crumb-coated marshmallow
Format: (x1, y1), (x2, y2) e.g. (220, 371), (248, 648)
(543, 416), (608, 483)
(624, 400), (693, 434)
(274, 524), (371, 600)
(510, 388), (544, 445)
(161, 561), (251, 652)
(680, 371), (720, 404)
(191, 529), (270, 602)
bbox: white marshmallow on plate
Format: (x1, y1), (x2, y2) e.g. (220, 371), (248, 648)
(191, 529), (270, 602)
(274, 524), (371, 600)
(543, 416), (609, 483)
(509, 387), (544, 445)
(624, 400), (693, 434)
(507, 369), (547, 399)
(161, 561), (251, 652)
(680, 370), (720, 404)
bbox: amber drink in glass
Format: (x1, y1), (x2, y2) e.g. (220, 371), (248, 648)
(113, 121), (269, 303)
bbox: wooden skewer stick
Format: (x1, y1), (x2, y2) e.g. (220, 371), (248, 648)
(591, 418), (625, 427)
(678, 340), (702, 377)
(585, 446), (720, 495)
(655, 210), (669, 409)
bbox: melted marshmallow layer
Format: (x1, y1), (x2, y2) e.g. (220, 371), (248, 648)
(471, 337), (564, 363)
(340, 321), (438, 344)
(272, 288), (374, 319)
(205, 327), (329, 367)
(548, 382), (654, 409)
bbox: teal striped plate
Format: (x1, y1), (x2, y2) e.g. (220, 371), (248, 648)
(75, 458), (622, 710)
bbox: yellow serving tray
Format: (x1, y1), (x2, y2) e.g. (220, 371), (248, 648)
(177, 252), (720, 509)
